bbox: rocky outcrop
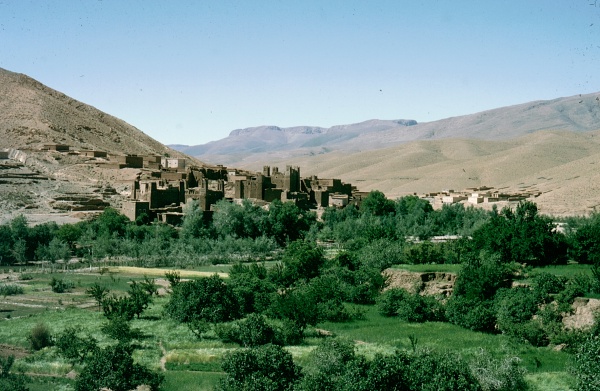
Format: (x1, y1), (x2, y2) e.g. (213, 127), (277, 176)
(383, 268), (456, 297)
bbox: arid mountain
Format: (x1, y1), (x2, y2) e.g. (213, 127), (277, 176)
(0, 68), (198, 224)
(172, 92), (600, 167)
(0, 67), (185, 157)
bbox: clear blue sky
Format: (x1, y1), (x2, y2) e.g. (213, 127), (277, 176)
(1, 1), (598, 145)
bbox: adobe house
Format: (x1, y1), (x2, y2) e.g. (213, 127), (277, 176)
(122, 200), (150, 221)
(329, 193), (349, 208)
(186, 179), (225, 211)
(109, 155), (144, 168)
(161, 157), (186, 172)
(43, 144), (70, 152)
(144, 155), (161, 169)
(80, 150), (108, 158)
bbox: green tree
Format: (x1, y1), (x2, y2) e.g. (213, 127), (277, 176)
(471, 201), (568, 266)
(75, 343), (163, 391)
(0, 355), (29, 391)
(55, 327), (98, 364)
(86, 283), (109, 311)
(278, 240), (325, 286)
(217, 344), (300, 391)
(266, 199), (316, 245)
(361, 190), (395, 216)
(164, 274), (241, 324)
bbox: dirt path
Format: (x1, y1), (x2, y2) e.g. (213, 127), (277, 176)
(158, 341), (167, 372)
(108, 266), (227, 278)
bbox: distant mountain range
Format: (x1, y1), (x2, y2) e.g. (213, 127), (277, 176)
(171, 92), (600, 167)
(2, 66), (600, 217)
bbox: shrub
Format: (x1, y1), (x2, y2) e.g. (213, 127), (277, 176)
(531, 272), (567, 301)
(217, 344), (300, 391)
(101, 317), (142, 343)
(378, 288), (445, 322)
(0, 355), (29, 391)
(164, 274), (241, 324)
(28, 323), (52, 351)
(0, 284), (24, 296)
(55, 327), (98, 364)
(570, 336), (600, 391)
(469, 349), (528, 391)
(215, 314), (276, 347)
(75, 343), (163, 391)
(49, 277), (74, 293)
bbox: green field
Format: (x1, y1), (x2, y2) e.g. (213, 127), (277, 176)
(0, 266), (581, 391)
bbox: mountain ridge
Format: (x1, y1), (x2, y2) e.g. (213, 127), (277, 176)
(171, 92), (600, 167)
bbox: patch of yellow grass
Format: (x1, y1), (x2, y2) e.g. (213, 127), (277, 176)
(107, 266), (227, 278)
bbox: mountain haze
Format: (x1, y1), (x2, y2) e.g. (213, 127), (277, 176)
(173, 92), (600, 167)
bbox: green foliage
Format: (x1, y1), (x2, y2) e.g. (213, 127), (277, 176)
(0, 284), (24, 296)
(267, 199), (317, 245)
(75, 343), (163, 391)
(28, 322), (52, 351)
(279, 240), (325, 286)
(217, 344), (300, 391)
(164, 274), (242, 324)
(361, 190), (396, 216)
(228, 263), (275, 314)
(377, 288), (445, 322)
(495, 287), (540, 336)
(54, 326), (98, 364)
(469, 349), (528, 391)
(569, 214), (600, 264)
(85, 282), (108, 311)
(49, 277), (74, 293)
(570, 336), (600, 391)
(101, 294), (136, 321)
(101, 316), (142, 343)
(0, 355), (29, 391)
(215, 314), (276, 347)
(446, 254), (512, 332)
(403, 241), (447, 264)
(298, 338), (356, 391)
(470, 201), (568, 266)
(530, 272), (567, 301)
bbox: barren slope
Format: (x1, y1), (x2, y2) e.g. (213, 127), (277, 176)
(238, 130), (600, 216)
(0, 67), (187, 158)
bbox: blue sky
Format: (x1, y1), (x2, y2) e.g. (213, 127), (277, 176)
(1, 1), (599, 145)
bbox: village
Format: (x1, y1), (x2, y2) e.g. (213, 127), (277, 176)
(1, 143), (539, 225)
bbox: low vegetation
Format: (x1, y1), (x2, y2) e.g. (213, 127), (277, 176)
(1, 194), (600, 389)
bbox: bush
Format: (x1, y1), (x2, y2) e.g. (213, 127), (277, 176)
(570, 336), (600, 391)
(55, 327), (98, 364)
(75, 343), (163, 391)
(0, 284), (24, 296)
(469, 349), (528, 391)
(28, 323), (52, 351)
(217, 344), (300, 391)
(49, 277), (74, 293)
(101, 317), (142, 343)
(164, 274), (241, 324)
(378, 288), (445, 322)
(531, 272), (567, 300)
(215, 314), (276, 347)
(0, 355), (29, 391)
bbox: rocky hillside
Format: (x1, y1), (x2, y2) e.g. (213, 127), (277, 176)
(0, 67), (184, 158)
(0, 68), (198, 224)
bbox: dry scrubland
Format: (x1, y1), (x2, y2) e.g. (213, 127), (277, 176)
(240, 129), (600, 216)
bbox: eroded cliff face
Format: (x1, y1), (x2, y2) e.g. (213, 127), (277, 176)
(383, 269), (456, 297)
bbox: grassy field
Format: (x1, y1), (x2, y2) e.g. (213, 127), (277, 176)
(0, 265), (581, 390)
